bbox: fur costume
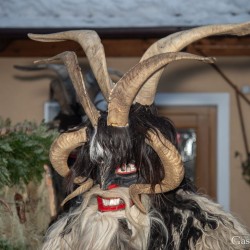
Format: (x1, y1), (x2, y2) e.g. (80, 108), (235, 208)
(29, 22), (250, 249)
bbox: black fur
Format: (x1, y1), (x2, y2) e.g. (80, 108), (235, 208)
(64, 103), (222, 248)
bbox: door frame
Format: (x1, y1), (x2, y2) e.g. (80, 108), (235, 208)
(155, 93), (230, 211)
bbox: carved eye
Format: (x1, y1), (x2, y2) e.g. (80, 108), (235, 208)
(115, 163), (137, 175)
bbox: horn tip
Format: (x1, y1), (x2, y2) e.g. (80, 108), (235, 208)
(129, 186), (147, 214)
(27, 33), (41, 41)
(60, 199), (67, 207)
(206, 57), (217, 63)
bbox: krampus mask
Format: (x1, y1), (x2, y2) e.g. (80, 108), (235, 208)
(29, 22), (250, 250)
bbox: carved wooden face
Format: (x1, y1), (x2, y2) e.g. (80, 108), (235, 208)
(95, 162), (139, 212)
(50, 106), (184, 213)
(96, 162), (139, 190)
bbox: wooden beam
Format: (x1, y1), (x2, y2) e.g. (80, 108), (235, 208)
(0, 27), (185, 40)
(186, 37), (250, 56)
(0, 38), (158, 57)
(1, 36), (250, 57)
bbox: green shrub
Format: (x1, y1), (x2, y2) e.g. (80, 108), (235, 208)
(0, 118), (58, 189)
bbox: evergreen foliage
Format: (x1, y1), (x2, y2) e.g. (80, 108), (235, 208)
(0, 117), (58, 189)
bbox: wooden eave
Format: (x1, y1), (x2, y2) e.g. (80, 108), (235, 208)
(0, 27), (250, 57)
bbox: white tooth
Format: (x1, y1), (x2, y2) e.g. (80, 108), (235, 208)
(131, 165), (136, 171)
(127, 165), (131, 172)
(102, 198), (124, 207)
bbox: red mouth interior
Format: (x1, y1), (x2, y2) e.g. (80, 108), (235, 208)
(97, 196), (126, 212)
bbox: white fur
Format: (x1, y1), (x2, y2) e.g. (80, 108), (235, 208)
(42, 186), (166, 250)
(42, 187), (249, 249)
(171, 190), (250, 250)
(89, 129), (104, 162)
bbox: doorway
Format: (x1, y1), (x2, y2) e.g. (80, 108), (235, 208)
(155, 93), (230, 211)
(158, 106), (217, 199)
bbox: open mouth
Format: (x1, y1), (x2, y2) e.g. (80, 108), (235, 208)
(115, 163), (137, 175)
(97, 196), (126, 212)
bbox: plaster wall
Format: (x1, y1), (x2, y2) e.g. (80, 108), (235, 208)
(0, 56), (250, 229)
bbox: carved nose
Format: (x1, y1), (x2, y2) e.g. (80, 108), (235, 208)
(107, 184), (119, 190)
(100, 182), (119, 190)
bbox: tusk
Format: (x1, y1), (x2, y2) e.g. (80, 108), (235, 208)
(61, 179), (94, 206)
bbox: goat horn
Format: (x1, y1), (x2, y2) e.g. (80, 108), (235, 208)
(50, 127), (88, 177)
(107, 52), (214, 127)
(129, 129), (184, 213)
(135, 21), (250, 105)
(35, 51), (99, 126)
(50, 127), (94, 205)
(28, 30), (113, 100)
(61, 179), (94, 206)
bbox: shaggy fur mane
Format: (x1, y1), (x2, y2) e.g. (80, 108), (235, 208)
(50, 103), (249, 250)
(66, 103), (178, 192)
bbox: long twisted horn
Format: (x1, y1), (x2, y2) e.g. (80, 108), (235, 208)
(28, 30), (113, 99)
(129, 129), (184, 213)
(35, 51), (99, 126)
(107, 52), (214, 127)
(135, 21), (250, 105)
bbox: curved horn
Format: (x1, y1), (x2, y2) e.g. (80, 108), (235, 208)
(135, 21), (250, 105)
(28, 30), (113, 100)
(35, 51), (99, 126)
(50, 127), (94, 205)
(50, 127), (88, 177)
(107, 52), (214, 127)
(129, 129), (184, 213)
(61, 179), (94, 206)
